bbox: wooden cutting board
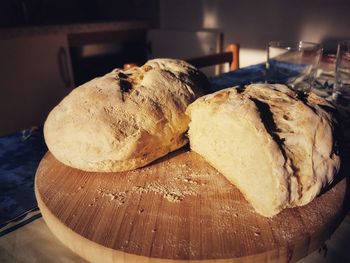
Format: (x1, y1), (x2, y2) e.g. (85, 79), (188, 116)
(35, 148), (347, 263)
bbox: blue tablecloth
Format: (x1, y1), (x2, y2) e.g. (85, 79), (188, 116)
(209, 64), (265, 91)
(0, 127), (47, 236)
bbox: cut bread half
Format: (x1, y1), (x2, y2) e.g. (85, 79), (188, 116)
(186, 84), (340, 217)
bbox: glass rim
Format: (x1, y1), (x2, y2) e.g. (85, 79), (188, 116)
(268, 41), (322, 51)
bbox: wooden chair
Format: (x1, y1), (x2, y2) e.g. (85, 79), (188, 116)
(123, 43), (240, 74)
(186, 44), (239, 74)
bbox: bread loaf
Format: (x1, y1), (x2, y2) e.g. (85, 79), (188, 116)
(44, 59), (209, 172)
(186, 84), (340, 217)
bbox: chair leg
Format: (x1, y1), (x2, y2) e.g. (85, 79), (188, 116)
(226, 44), (240, 71)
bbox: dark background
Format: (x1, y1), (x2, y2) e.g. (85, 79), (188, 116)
(0, 0), (159, 27)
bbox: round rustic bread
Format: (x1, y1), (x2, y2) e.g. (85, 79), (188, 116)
(186, 84), (340, 217)
(44, 59), (208, 172)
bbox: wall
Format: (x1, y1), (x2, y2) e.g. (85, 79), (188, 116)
(0, 0), (159, 27)
(159, 0), (350, 67)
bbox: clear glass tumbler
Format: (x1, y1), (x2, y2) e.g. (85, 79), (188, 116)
(333, 41), (350, 106)
(266, 41), (323, 93)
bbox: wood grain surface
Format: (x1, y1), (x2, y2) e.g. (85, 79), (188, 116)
(35, 148), (348, 263)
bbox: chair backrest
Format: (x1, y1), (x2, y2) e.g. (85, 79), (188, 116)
(147, 29), (223, 76)
(186, 43), (239, 74)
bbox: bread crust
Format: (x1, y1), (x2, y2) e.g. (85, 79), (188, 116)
(44, 59), (208, 172)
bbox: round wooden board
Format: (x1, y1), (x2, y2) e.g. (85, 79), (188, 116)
(35, 149), (347, 263)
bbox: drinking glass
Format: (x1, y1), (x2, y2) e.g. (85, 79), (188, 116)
(333, 41), (350, 106)
(266, 41), (323, 93)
